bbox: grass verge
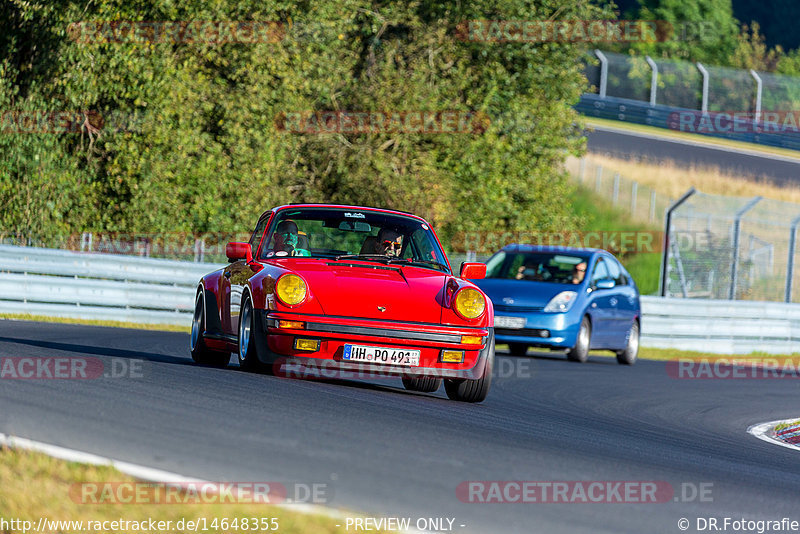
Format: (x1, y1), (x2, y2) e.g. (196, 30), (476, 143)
(584, 117), (800, 161)
(570, 184), (662, 295)
(0, 447), (374, 534)
(0, 314), (190, 333)
(573, 153), (800, 203)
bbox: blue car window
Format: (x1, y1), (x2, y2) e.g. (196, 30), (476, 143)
(605, 256), (623, 285)
(591, 258), (610, 285)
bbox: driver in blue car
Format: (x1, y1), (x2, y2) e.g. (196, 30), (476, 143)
(273, 220), (311, 256)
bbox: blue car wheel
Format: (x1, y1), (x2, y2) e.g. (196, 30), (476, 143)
(566, 316), (591, 363)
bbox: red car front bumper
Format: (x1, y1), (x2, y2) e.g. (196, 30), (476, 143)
(254, 310), (492, 380)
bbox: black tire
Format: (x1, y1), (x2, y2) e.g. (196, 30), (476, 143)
(190, 291), (230, 368)
(566, 316), (591, 363)
(238, 294), (264, 372)
(402, 376), (442, 393)
(444, 329), (494, 403)
(616, 320), (639, 365)
(507, 343), (528, 357)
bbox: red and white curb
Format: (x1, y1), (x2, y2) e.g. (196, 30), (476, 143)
(0, 432), (428, 533)
(747, 419), (800, 452)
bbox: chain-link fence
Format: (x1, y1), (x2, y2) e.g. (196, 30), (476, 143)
(567, 156), (671, 224)
(664, 191), (800, 302)
(586, 50), (800, 115)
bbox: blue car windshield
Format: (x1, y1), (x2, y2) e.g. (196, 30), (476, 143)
(485, 251), (590, 284)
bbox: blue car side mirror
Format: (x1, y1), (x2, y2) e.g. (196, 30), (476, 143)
(595, 279), (616, 290)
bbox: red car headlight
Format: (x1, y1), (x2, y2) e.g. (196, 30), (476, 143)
(276, 274), (307, 306)
(453, 287), (486, 320)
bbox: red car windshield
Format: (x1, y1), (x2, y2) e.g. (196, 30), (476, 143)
(258, 208), (449, 271)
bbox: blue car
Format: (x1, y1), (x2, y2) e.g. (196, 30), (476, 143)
(471, 244), (640, 364)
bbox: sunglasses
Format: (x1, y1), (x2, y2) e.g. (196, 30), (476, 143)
(380, 240), (401, 249)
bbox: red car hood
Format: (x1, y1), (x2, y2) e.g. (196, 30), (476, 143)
(292, 261), (446, 323)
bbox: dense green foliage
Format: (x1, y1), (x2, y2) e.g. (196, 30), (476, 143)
(1, 0), (615, 248)
(617, 0), (800, 75)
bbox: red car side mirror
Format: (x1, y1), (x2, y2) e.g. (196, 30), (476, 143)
(226, 242), (253, 262)
(460, 262), (486, 279)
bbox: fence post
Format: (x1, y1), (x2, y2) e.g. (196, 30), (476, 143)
(729, 196), (762, 300)
(650, 190), (657, 222)
(659, 188), (696, 297)
(646, 56), (658, 106)
(750, 69), (762, 130)
(595, 50), (608, 99)
(786, 215), (800, 302)
(612, 173), (620, 205)
(696, 62), (709, 113)
(631, 181), (638, 218)
(595, 165), (603, 193)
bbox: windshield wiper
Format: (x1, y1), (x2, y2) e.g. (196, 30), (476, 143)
(333, 254), (392, 263)
(386, 258), (450, 272)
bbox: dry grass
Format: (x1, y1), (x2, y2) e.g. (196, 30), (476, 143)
(567, 153), (800, 204)
(0, 447), (378, 533)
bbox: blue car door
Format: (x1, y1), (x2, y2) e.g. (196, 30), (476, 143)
(603, 255), (629, 349)
(586, 257), (613, 348)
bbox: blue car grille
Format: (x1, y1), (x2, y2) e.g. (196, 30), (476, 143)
(494, 304), (544, 313)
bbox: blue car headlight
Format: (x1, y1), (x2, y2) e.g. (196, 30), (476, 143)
(543, 291), (578, 313)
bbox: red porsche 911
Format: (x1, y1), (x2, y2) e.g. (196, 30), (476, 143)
(190, 204), (495, 402)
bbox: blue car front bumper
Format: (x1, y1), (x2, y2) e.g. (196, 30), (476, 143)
(493, 311), (581, 349)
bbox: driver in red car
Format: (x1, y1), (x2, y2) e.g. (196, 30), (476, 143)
(377, 228), (403, 257)
(273, 220), (311, 256)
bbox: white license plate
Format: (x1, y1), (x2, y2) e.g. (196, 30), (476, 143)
(343, 344), (420, 366)
(494, 316), (527, 329)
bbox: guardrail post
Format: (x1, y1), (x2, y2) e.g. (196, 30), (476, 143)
(750, 69), (762, 130)
(696, 62), (709, 113)
(579, 157), (586, 183)
(612, 173), (620, 205)
(785, 215), (800, 302)
(659, 187), (696, 297)
(729, 196), (762, 300)
(646, 56), (658, 106)
(631, 181), (638, 217)
(595, 50), (608, 99)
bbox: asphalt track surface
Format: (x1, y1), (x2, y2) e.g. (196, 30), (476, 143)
(585, 125), (800, 186)
(1, 320), (799, 534)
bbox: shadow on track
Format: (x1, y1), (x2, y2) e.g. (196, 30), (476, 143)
(0, 336), (190, 366)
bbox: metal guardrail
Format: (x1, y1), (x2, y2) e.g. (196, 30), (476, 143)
(0, 245), (797, 353)
(640, 296), (800, 354)
(0, 245), (220, 326)
(576, 93), (800, 151)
